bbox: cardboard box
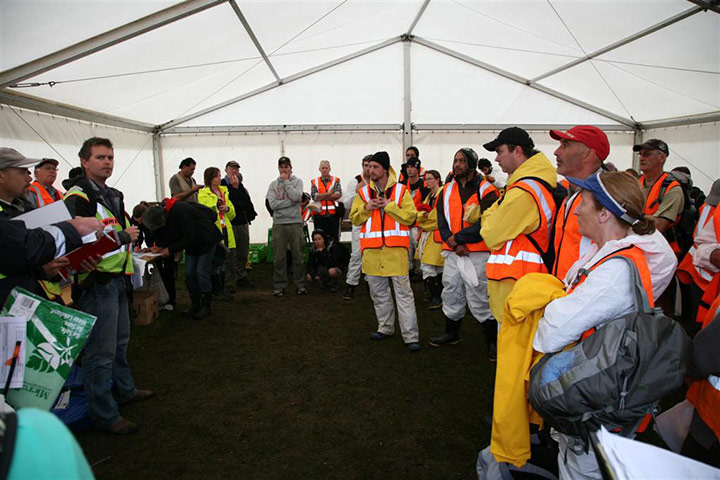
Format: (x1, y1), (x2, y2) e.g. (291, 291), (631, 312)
(133, 290), (158, 326)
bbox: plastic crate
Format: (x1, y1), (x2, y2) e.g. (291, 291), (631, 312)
(249, 244), (267, 264)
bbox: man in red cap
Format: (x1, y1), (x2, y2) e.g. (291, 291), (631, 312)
(548, 125), (609, 280)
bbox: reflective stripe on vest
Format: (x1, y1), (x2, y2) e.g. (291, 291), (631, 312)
(435, 179), (496, 252)
(486, 179), (555, 281)
(677, 203), (716, 288)
(552, 190), (594, 280)
(312, 176), (338, 216)
(687, 295), (720, 442)
(358, 183), (410, 251)
(29, 181), (63, 207)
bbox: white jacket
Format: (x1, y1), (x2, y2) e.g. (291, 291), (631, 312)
(534, 229), (676, 353)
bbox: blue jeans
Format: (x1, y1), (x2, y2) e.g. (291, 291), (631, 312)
(185, 244), (216, 293)
(77, 277), (136, 429)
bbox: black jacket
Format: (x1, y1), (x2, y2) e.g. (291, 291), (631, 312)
(307, 241), (344, 276)
(221, 178), (257, 226)
(153, 202), (222, 256)
(0, 219), (82, 304)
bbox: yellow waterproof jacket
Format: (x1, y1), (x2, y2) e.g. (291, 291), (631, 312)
(349, 167), (417, 276)
(481, 152), (557, 321)
(198, 186), (236, 249)
(491, 272), (566, 468)
(416, 188), (444, 267)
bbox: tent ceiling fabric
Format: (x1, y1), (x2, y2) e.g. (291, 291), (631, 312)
(1, 0), (718, 131)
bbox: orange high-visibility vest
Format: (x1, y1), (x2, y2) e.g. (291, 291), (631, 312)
(486, 179), (555, 281)
(434, 178), (498, 252)
(677, 203), (717, 290)
(640, 172), (683, 254)
(552, 191), (594, 280)
(357, 183), (411, 252)
(311, 176), (339, 216)
(29, 181), (63, 207)
(686, 294), (720, 442)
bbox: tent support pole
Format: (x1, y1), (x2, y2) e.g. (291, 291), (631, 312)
(403, 38), (413, 153)
(632, 129), (643, 172)
(153, 133), (166, 201)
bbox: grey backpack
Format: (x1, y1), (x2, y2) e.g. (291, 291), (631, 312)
(528, 256), (691, 440)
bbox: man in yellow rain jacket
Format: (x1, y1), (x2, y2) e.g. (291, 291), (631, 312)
(350, 151), (420, 352)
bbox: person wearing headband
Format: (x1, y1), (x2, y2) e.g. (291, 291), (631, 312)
(533, 171), (677, 480)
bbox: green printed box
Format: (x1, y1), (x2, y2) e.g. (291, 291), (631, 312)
(2, 288), (96, 410)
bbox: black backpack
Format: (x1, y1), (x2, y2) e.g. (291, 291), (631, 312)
(528, 257), (691, 441)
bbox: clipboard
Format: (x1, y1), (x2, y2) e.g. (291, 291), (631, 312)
(59, 230), (121, 279)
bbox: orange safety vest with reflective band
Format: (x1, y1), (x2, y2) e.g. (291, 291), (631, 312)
(486, 179), (555, 281)
(434, 178), (497, 252)
(640, 172), (683, 254)
(686, 295), (720, 442)
(29, 181), (63, 207)
(357, 183), (411, 252)
(552, 190), (594, 280)
(311, 176), (339, 216)
(677, 203), (717, 290)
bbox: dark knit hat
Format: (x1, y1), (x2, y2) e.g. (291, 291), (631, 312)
(371, 151), (390, 171)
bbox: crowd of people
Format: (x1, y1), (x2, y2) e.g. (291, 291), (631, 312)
(1, 124), (719, 477)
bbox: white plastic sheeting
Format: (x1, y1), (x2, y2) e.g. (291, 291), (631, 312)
(0, 105), (156, 214)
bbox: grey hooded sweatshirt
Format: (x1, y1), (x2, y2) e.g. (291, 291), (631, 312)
(265, 175), (303, 224)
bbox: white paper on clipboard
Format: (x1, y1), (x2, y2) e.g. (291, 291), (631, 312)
(0, 317), (27, 389)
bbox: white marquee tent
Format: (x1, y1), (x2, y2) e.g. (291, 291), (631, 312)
(1, 0), (719, 242)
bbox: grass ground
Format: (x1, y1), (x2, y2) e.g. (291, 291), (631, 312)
(75, 263), (497, 479)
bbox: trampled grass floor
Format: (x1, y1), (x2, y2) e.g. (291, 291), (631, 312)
(75, 263), (498, 479)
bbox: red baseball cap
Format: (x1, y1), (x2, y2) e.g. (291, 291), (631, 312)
(549, 125), (610, 161)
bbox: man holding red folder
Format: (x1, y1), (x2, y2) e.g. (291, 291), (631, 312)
(64, 137), (154, 435)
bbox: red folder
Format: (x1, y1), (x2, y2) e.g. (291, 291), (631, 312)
(59, 230), (122, 279)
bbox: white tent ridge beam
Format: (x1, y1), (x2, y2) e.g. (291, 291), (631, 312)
(0, 89), (155, 133)
(0, 0), (227, 89)
(529, 5), (703, 84)
(228, 0), (281, 83)
(162, 124), (403, 135)
(407, 0), (431, 36)
(412, 36), (637, 129)
(414, 123), (634, 132)
(638, 111), (720, 130)
(157, 36), (404, 132)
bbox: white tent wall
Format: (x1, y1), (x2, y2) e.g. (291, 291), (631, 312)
(644, 122), (720, 194)
(0, 105), (155, 213)
(159, 130), (403, 243)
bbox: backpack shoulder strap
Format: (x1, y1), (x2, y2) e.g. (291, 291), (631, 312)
(610, 255), (653, 314)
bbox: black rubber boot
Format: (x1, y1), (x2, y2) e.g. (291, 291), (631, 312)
(423, 278), (432, 301)
(193, 293), (212, 320)
(428, 276), (442, 310)
(484, 318), (498, 361)
(184, 292), (201, 316)
(429, 317), (462, 346)
(342, 284), (355, 300)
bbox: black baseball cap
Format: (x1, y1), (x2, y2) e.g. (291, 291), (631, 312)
(633, 139), (669, 156)
(278, 156), (291, 166)
(36, 158), (59, 169)
(405, 156), (421, 169)
(225, 160), (240, 168)
(483, 127), (534, 152)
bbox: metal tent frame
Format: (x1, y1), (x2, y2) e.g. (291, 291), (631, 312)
(2, 0), (719, 196)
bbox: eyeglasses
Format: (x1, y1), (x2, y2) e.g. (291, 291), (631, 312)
(638, 151), (663, 158)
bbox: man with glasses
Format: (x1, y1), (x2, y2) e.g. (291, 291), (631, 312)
(634, 139), (685, 236)
(27, 158), (63, 208)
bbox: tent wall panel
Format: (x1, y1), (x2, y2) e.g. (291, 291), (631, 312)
(644, 123), (720, 193)
(0, 105), (155, 216)
(160, 130), (402, 243)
